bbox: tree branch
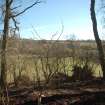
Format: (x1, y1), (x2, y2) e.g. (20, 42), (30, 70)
(9, 0), (13, 5)
(12, 0), (43, 17)
(11, 17), (19, 30)
(11, 5), (21, 11)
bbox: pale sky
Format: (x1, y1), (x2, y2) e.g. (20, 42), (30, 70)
(14, 0), (104, 40)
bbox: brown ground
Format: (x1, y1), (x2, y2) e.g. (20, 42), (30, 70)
(1, 79), (105, 105)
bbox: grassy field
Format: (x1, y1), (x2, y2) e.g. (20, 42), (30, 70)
(6, 55), (103, 83)
(4, 40), (104, 83)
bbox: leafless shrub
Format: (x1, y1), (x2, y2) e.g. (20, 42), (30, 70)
(49, 72), (70, 88)
(15, 74), (31, 86)
(71, 63), (95, 81)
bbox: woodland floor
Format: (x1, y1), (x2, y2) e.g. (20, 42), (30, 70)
(2, 79), (105, 105)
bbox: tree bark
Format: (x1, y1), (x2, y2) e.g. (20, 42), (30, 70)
(0, 0), (9, 89)
(90, 0), (105, 79)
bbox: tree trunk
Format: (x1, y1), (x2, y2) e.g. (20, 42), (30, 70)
(90, 0), (105, 79)
(0, 0), (9, 89)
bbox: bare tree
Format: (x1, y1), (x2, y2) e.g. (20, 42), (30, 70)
(31, 24), (64, 85)
(90, 0), (105, 79)
(0, 0), (42, 89)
